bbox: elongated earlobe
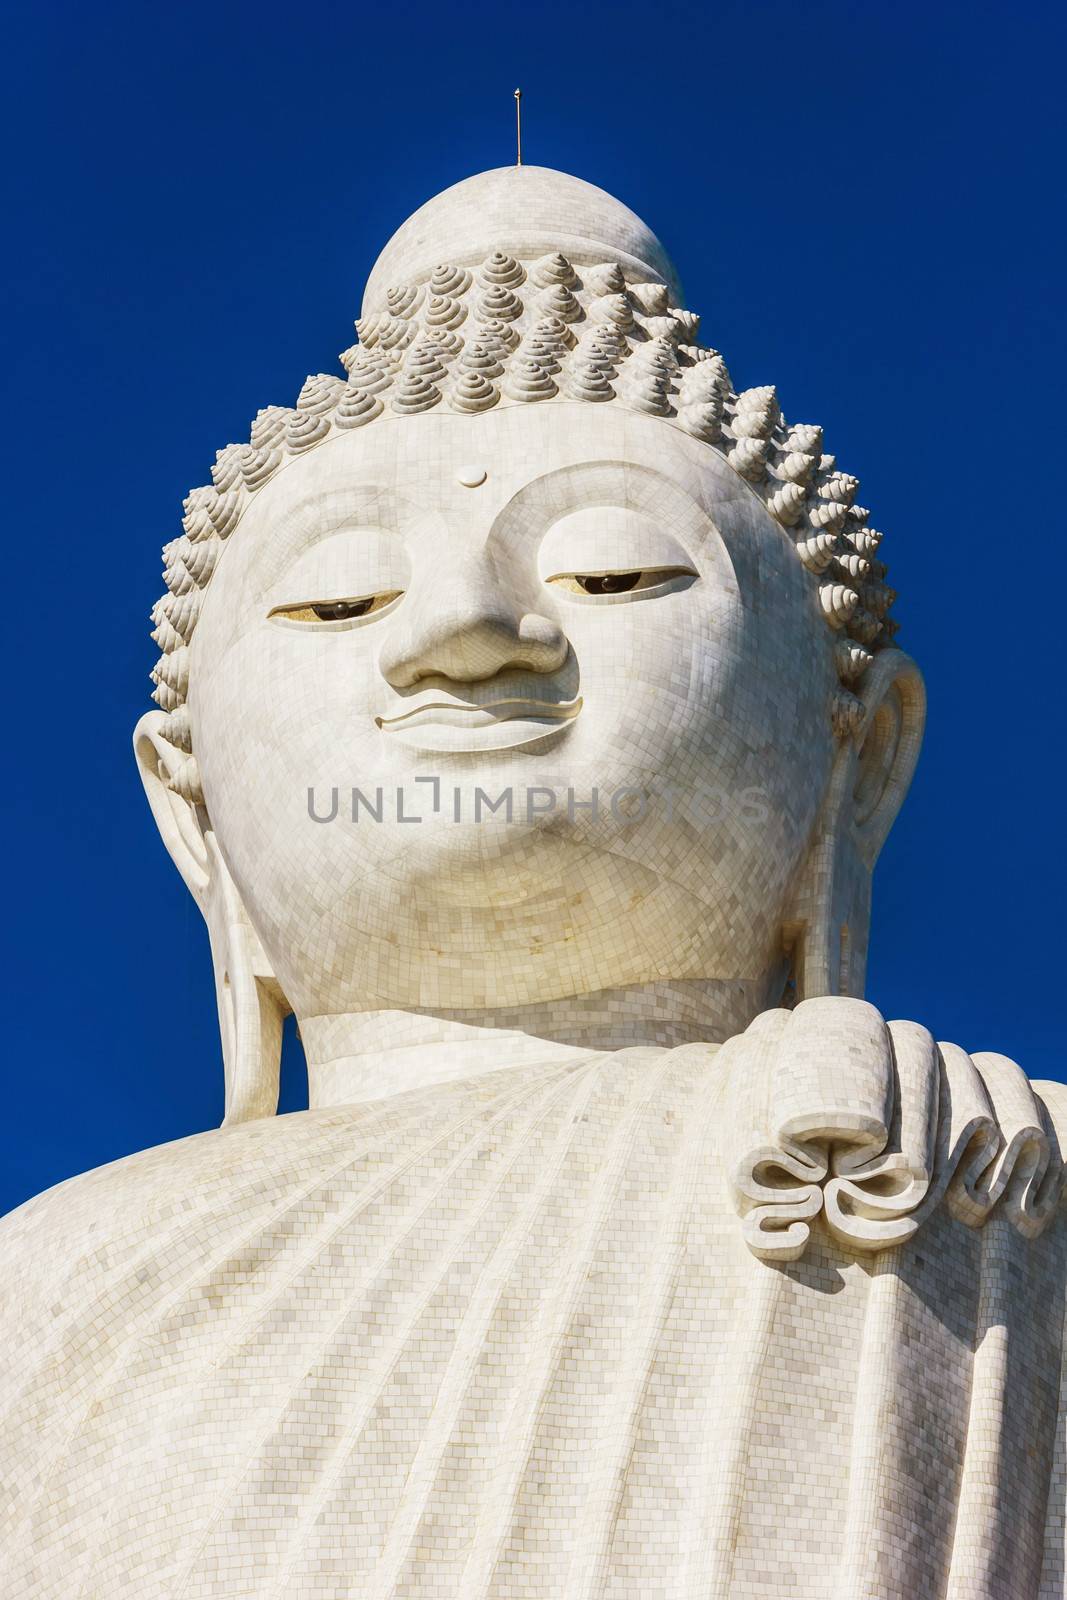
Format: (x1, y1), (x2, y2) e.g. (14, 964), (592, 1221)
(134, 711), (289, 1123)
(784, 650), (925, 1000)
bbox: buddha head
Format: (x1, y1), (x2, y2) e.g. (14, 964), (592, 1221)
(134, 166), (924, 1121)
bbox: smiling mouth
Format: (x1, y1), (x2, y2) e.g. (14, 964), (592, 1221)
(376, 697), (582, 730)
(375, 694), (583, 752)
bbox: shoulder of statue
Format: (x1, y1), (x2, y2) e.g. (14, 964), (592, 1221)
(0, 1105), (379, 1299)
(715, 995), (1066, 1263)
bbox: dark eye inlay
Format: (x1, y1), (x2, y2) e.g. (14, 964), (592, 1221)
(577, 571), (642, 595)
(312, 598), (376, 620)
(549, 566), (695, 597)
(270, 591), (403, 624)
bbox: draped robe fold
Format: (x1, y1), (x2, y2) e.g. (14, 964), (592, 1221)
(1, 1041), (1065, 1598)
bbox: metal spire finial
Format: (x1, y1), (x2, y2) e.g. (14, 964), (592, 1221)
(514, 89), (523, 167)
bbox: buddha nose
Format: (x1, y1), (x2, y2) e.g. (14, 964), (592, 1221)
(378, 556), (568, 690)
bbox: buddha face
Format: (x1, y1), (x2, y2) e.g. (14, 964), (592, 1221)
(190, 403), (838, 1018)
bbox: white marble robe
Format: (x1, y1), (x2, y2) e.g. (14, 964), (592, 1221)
(1, 1008), (1065, 1597)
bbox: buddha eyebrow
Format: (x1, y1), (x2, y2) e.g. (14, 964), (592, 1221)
(280, 487), (400, 526)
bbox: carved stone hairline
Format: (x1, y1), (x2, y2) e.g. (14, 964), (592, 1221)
(149, 249), (897, 803)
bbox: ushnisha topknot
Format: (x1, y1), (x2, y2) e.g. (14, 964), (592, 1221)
(150, 246), (896, 804)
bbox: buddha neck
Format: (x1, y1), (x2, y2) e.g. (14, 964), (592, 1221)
(299, 973), (785, 1108)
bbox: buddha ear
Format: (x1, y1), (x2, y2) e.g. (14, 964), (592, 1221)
(134, 711), (288, 1125)
(785, 650), (926, 1001)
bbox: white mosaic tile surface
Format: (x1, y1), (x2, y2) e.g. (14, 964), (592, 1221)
(2, 165), (1064, 1598)
(2, 1045), (1066, 1596)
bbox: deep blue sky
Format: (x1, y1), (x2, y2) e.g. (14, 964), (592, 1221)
(2, 0), (1063, 1214)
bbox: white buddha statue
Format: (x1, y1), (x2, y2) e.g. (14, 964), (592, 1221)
(2, 164), (1065, 1599)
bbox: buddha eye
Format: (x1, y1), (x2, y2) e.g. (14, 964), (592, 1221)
(547, 566), (696, 598)
(269, 590), (404, 625)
